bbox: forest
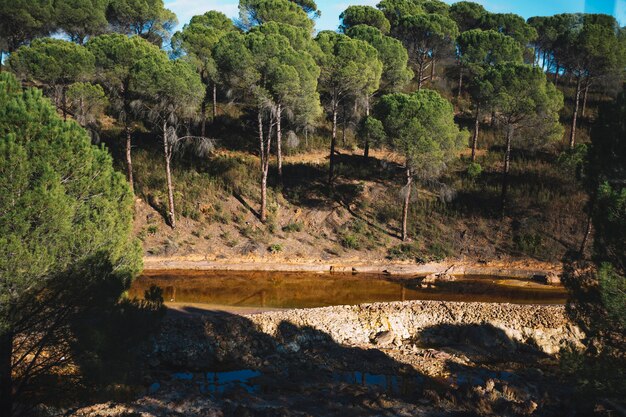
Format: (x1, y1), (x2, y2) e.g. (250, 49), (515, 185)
(0, 0), (625, 416)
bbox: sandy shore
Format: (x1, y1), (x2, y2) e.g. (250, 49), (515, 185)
(143, 255), (561, 277)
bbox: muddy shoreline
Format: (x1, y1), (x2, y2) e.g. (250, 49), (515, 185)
(143, 256), (561, 278)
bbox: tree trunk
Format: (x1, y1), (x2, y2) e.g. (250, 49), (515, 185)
(328, 104), (338, 185)
(471, 102), (480, 162)
(341, 105), (347, 146)
(430, 58), (435, 81)
(569, 76), (582, 149)
(125, 126), (134, 194)
(457, 67), (463, 99)
(500, 125), (514, 218)
(200, 85), (209, 137)
(0, 330), (13, 417)
(401, 167), (412, 241)
(258, 110), (267, 223)
(581, 79), (590, 118)
(62, 85), (67, 121)
(554, 63), (560, 87)
(0, 51), (3, 73)
(163, 122), (176, 228)
(276, 103), (283, 184)
(212, 82), (217, 119)
(417, 59), (425, 91)
(364, 97), (370, 158)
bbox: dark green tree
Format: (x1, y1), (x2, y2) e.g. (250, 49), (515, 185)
(482, 63), (563, 215)
(558, 16), (626, 149)
(131, 56), (204, 228)
(87, 34), (165, 193)
(456, 29), (523, 160)
(0, 72), (140, 417)
(239, 0), (314, 32)
(65, 81), (108, 140)
(396, 13), (459, 89)
(316, 31), (382, 183)
(449, 1), (487, 32)
(339, 6), (391, 34)
(375, 89), (465, 240)
(479, 12), (537, 46)
(171, 11), (236, 136)
(106, 0), (178, 47)
(0, 0), (54, 54)
(9, 38), (95, 120)
(54, 0), (109, 44)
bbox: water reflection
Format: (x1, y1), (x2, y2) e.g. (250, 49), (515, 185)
(129, 270), (567, 309)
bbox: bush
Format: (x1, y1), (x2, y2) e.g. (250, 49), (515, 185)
(467, 162), (482, 179)
(282, 221), (303, 233)
(268, 243), (283, 253)
(341, 233), (360, 250)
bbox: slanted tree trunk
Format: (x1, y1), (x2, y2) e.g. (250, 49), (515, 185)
(212, 82), (217, 119)
(364, 97), (370, 158)
(581, 79), (590, 118)
(569, 75), (582, 149)
(470, 102), (480, 162)
(501, 124), (514, 218)
(457, 67), (463, 99)
(417, 57), (426, 91)
(401, 166), (412, 241)
(163, 121), (176, 228)
(125, 125), (134, 194)
(328, 101), (338, 185)
(276, 103), (283, 184)
(0, 330), (13, 417)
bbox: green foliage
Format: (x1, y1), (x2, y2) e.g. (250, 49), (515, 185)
(66, 82), (108, 129)
(396, 12), (459, 78)
(449, 1), (487, 32)
(597, 263), (626, 330)
(54, 0), (109, 43)
(478, 12), (537, 45)
(340, 233), (360, 249)
(268, 243), (284, 253)
(282, 221), (304, 232)
(107, 0), (178, 46)
(239, 0), (314, 32)
(9, 38), (95, 87)
(0, 72), (141, 318)
(375, 89), (465, 181)
(339, 6), (391, 34)
(316, 31), (382, 111)
(346, 24), (413, 92)
(457, 29), (523, 71)
(483, 63), (564, 146)
(357, 115), (386, 150)
(0, 0), (54, 52)
(466, 162), (482, 179)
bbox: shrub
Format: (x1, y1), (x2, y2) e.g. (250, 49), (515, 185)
(282, 221), (303, 233)
(467, 162), (482, 179)
(268, 243), (283, 253)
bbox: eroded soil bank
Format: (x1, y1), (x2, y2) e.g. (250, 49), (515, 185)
(70, 300), (597, 417)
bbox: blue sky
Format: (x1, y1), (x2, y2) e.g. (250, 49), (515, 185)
(164, 0), (626, 32)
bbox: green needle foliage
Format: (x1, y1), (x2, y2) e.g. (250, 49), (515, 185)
(0, 72), (141, 416)
(54, 0), (109, 44)
(375, 89), (465, 240)
(9, 38), (95, 120)
(481, 63), (563, 215)
(339, 6), (391, 34)
(316, 31), (382, 183)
